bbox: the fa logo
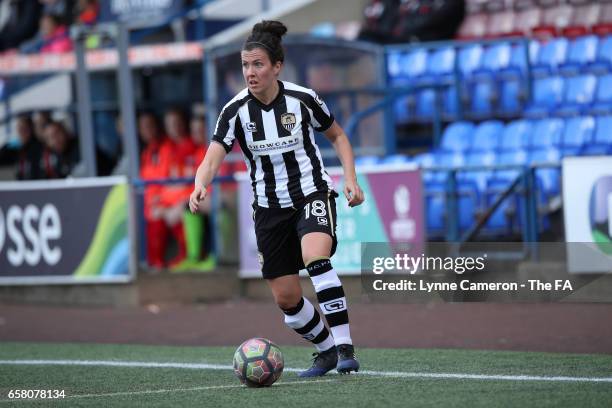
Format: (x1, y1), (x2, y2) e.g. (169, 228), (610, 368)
(280, 113), (296, 131)
(245, 122), (257, 132)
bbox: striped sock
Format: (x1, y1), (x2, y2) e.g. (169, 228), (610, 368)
(307, 258), (352, 346)
(282, 297), (335, 352)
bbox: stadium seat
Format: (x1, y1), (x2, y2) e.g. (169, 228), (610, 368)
(555, 74), (597, 116)
(559, 35), (599, 76)
(590, 36), (612, 74)
(457, 151), (497, 231)
(422, 47), (455, 83)
(485, 149), (528, 233)
(532, 4), (573, 38)
(438, 121), (476, 152)
(593, 4), (612, 36)
(560, 115), (595, 157)
(469, 120), (504, 152)
(457, 13), (489, 39)
(529, 118), (564, 150)
(398, 49), (428, 81)
(473, 43), (512, 79)
(458, 44), (484, 78)
(532, 38), (569, 77)
(524, 76), (564, 118)
(563, 3), (601, 38)
(469, 81), (497, 118)
(512, 7), (542, 36)
(355, 155), (380, 167)
(414, 86), (460, 122)
(528, 147), (562, 199)
(381, 154), (412, 165)
(587, 115), (612, 154)
(589, 74), (612, 115)
(499, 78), (524, 116)
(499, 119), (532, 151)
(499, 41), (540, 80)
(486, 11), (516, 38)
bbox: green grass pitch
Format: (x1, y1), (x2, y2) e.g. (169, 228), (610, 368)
(0, 342), (611, 407)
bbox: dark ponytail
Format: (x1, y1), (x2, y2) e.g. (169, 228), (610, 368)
(243, 20), (288, 64)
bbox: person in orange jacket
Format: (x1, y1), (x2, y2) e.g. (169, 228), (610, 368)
(160, 108), (197, 267)
(138, 112), (173, 269)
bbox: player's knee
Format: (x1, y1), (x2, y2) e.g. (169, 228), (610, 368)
(274, 292), (301, 310)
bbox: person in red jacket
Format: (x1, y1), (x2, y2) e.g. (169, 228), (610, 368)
(138, 112), (173, 269)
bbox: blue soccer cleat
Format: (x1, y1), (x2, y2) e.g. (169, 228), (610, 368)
(336, 344), (359, 374)
(298, 346), (337, 377)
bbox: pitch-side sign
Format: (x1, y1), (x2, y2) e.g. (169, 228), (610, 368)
(0, 177), (135, 285)
(238, 164), (425, 278)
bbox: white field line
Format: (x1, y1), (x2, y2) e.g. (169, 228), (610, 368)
(1, 359), (612, 384)
(0, 379), (336, 403)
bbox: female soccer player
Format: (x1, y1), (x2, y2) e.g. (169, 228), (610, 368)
(189, 20), (364, 377)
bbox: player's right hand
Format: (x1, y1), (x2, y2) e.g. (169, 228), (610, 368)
(189, 185), (207, 214)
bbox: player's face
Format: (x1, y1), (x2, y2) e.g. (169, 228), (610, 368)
(241, 48), (281, 96)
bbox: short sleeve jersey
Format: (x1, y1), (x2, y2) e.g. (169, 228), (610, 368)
(212, 80), (335, 208)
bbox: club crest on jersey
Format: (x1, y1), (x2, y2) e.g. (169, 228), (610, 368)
(280, 113), (296, 131)
(245, 122), (257, 132)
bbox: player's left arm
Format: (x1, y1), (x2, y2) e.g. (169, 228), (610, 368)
(323, 121), (364, 207)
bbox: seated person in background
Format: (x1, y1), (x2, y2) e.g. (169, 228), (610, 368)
(174, 113), (215, 270)
(0, 113), (45, 180)
(138, 112), (174, 270)
(0, 0), (42, 53)
(38, 12), (72, 53)
(160, 108), (196, 269)
(15, 113), (45, 180)
(43, 121), (79, 178)
(358, 0), (465, 44)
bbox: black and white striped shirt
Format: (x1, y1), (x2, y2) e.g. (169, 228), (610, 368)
(213, 80), (335, 208)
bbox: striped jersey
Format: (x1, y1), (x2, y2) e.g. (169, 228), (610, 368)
(212, 80), (335, 208)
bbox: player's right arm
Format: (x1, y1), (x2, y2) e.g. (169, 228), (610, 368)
(189, 142), (227, 213)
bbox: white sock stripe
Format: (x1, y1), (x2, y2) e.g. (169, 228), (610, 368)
(283, 297), (315, 329)
(310, 270), (342, 292)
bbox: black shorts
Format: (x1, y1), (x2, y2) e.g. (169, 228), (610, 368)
(254, 190), (338, 280)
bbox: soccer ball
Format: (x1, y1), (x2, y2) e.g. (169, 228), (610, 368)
(233, 338), (284, 387)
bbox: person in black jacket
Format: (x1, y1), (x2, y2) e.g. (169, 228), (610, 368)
(0, 0), (42, 51)
(0, 113), (45, 180)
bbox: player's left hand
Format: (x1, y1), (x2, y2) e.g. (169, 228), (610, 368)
(344, 178), (364, 207)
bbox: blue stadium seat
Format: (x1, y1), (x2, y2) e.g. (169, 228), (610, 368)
(387, 50), (403, 79)
(422, 47), (455, 83)
(555, 74), (597, 116)
(499, 78), (524, 116)
(469, 81), (497, 118)
(585, 115), (612, 154)
(458, 44), (484, 78)
(470, 120), (504, 152)
(590, 35), (612, 74)
(529, 118), (564, 150)
(561, 116), (595, 156)
(457, 151), (498, 230)
(398, 49), (428, 80)
(485, 149), (528, 233)
(532, 38), (569, 77)
(499, 119), (532, 151)
(524, 76), (564, 118)
(355, 155), (380, 167)
(499, 41), (540, 80)
(589, 74), (612, 115)
(381, 154), (412, 165)
(438, 121), (476, 152)
(559, 35), (599, 76)
(472, 43), (512, 79)
(528, 147), (562, 198)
